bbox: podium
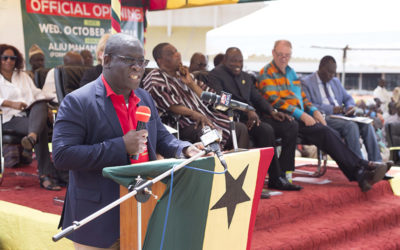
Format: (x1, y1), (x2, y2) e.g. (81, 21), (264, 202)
(120, 182), (166, 249)
(103, 147), (273, 250)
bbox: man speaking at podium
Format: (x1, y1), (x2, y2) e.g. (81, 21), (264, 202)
(52, 33), (199, 249)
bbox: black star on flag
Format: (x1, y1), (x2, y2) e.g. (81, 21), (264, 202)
(210, 165), (251, 228)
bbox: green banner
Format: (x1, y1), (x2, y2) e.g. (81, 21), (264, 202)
(20, 0), (145, 68)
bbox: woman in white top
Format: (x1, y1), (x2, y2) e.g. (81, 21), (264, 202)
(0, 44), (61, 191)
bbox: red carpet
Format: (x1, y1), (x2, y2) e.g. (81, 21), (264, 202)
(0, 161), (65, 215)
(251, 166), (400, 249)
(2, 161), (400, 249)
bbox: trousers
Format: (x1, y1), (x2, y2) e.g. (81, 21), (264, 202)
(298, 121), (367, 181)
(249, 117), (298, 179)
(3, 101), (55, 176)
(326, 117), (382, 161)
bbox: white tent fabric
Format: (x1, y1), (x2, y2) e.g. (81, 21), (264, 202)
(206, 0), (400, 72)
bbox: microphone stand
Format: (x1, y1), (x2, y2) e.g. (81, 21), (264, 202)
(52, 149), (208, 242)
(227, 109), (238, 151)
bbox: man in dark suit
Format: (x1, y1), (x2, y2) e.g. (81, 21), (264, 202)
(52, 33), (198, 249)
(208, 47), (302, 191)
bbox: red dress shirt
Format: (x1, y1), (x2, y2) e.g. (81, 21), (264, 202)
(102, 74), (149, 164)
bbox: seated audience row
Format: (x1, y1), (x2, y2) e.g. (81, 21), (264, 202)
(0, 44), (63, 190)
(142, 41), (392, 196)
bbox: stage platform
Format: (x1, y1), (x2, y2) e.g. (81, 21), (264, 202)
(1, 158), (400, 249)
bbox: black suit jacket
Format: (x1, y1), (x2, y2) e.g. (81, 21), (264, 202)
(208, 65), (273, 118)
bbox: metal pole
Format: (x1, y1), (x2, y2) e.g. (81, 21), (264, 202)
(227, 109), (238, 151)
(137, 202), (141, 250)
(52, 150), (207, 242)
(341, 45), (348, 86)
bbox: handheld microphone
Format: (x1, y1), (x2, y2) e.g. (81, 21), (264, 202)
(131, 106), (151, 160)
(200, 91), (255, 112)
(200, 126), (227, 170)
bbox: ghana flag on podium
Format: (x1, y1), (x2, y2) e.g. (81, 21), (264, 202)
(103, 147), (273, 250)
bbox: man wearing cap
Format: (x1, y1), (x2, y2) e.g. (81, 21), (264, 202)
(27, 44), (45, 80)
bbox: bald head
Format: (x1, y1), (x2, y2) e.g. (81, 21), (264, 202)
(102, 33), (145, 96)
(189, 52), (207, 72)
(80, 50), (93, 66)
(272, 40), (292, 73)
(63, 51), (83, 66)
(223, 47), (243, 76)
(213, 53), (224, 67)
(273, 40), (292, 50)
(104, 33), (143, 56)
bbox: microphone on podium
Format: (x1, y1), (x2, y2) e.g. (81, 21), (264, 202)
(131, 106), (151, 160)
(200, 91), (255, 112)
(200, 126), (227, 170)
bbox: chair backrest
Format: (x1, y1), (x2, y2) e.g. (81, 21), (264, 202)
(192, 70), (209, 85)
(54, 65), (91, 103)
(34, 68), (51, 89)
(385, 122), (400, 163)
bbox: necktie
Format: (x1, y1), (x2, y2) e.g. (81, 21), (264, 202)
(322, 83), (335, 106)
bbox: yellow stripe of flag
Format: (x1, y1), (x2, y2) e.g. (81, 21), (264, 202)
(111, 0), (121, 34)
(202, 150), (260, 249)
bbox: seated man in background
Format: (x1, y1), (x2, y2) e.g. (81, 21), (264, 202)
(26, 44), (45, 80)
(189, 52), (208, 73)
(143, 43), (300, 195)
(41, 51), (84, 103)
(80, 49), (94, 67)
(142, 43), (249, 151)
(385, 101), (400, 124)
(80, 33), (111, 87)
(208, 47), (301, 191)
(302, 55), (382, 162)
(213, 53), (224, 68)
(189, 52), (210, 85)
(258, 40), (391, 192)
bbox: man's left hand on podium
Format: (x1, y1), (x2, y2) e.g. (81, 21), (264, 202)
(183, 142), (204, 158)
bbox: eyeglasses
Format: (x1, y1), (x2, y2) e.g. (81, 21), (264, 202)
(198, 63), (208, 68)
(1, 55), (17, 61)
(109, 54), (149, 68)
(274, 51), (291, 59)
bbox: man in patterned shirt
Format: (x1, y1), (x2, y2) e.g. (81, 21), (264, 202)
(142, 43), (249, 150)
(257, 40), (391, 192)
(143, 43), (304, 195)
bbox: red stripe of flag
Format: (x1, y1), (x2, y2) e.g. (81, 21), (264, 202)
(246, 147), (274, 250)
(111, 18), (121, 33)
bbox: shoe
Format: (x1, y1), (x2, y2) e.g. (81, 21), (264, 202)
(260, 189), (271, 199)
(21, 149), (32, 160)
(366, 161), (393, 171)
(21, 135), (36, 151)
(268, 176), (303, 191)
(383, 174), (394, 180)
(39, 175), (62, 191)
(357, 161), (389, 192)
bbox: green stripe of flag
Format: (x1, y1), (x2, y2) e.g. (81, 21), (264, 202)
(111, 10), (121, 23)
(143, 157), (216, 250)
